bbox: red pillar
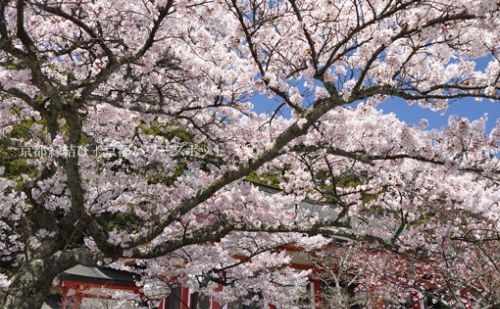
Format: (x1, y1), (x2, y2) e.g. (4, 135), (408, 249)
(180, 287), (190, 309)
(210, 285), (223, 309)
(311, 279), (322, 309)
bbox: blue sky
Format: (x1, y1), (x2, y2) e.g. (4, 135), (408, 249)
(380, 56), (498, 133)
(251, 57), (499, 133)
(378, 97), (498, 133)
(252, 91), (499, 133)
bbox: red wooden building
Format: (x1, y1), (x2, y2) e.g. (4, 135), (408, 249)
(54, 255), (433, 309)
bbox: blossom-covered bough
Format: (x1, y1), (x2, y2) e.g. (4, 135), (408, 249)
(0, 0), (498, 307)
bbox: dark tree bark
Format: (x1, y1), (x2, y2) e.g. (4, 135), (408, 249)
(0, 248), (102, 309)
(2, 258), (60, 308)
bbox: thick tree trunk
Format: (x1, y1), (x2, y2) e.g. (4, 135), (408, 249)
(1, 248), (102, 309)
(0, 258), (60, 309)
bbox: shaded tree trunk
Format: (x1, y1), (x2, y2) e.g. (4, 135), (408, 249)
(1, 257), (61, 309)
(0, 248), (102, 309)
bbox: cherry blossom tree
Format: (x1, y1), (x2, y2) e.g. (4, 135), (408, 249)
(0, 0), (499, 308)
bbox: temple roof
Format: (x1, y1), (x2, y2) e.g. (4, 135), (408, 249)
(60, 265), (140, 286)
